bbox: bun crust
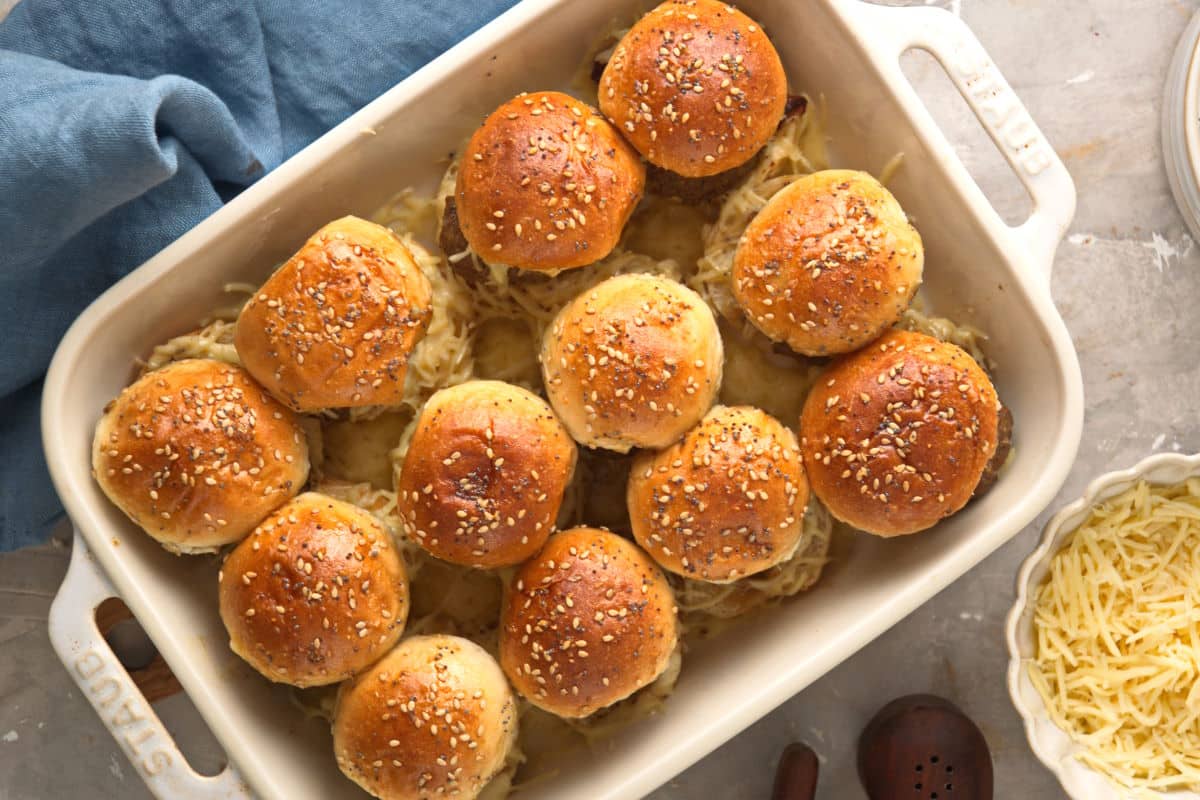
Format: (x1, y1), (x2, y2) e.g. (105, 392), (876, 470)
(599, 0), (787, 177)
(628, 405), (809, 582)
(92, 359), (309, 553)
(218, 493), (409, 687)
(456, 91), (645, 271)
(799, 330), (999, 536)
(499, 527), (679, 718)
(333, 635), (517, 800)
(541, 273), (723, 452)
(396, 380), (578, 568)
(235, 216), (433, 412)
(732, 170), (923, 356)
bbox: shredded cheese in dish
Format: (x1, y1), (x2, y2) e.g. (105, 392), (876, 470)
(1030, 479), (1200, 791)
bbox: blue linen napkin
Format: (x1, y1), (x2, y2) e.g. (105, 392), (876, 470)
(0, 0), (518, 551)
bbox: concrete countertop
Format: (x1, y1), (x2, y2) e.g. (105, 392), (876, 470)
(3, 0), (1198, 797)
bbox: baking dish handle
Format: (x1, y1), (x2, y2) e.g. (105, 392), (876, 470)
(48, 530), (251, 800)
(846, 1), (1076, 281)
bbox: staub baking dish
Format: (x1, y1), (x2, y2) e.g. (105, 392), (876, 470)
(43, 1), (1082, 797)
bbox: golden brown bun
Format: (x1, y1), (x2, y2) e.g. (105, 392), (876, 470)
(732, 170), (923, 356)
(541, 273), (723, 452)
(456, 91), (645, 271)
(333, 635), (517, 800)
(218, 493), (409, 687)
(92, 359), (309, 553)
(599, 0), (787, 177)
(628, 405), (809, 582)
(499, 527), (678, 718)
(799, 330), (999, 536)
(395, 380), (578, 568)
(235, 216), (433, 411)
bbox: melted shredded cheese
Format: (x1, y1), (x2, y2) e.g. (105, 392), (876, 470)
(375, 192), (478, 412)
(142, 319), (240, 373)
(899, 302), (991, 370)
(1031, 479), (1200, 791)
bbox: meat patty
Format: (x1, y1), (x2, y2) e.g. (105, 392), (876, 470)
(973, 403), (1013, 498)
(438, 197), (544, 288)
(437, 196), (470, 259)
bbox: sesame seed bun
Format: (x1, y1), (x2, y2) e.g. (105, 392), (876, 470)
(628, 405), (810, 582)
(541, 273), (723, 452)
(455, 91), (645, 271)
(92, 359), (309, 554)
(333, 634), (517, 800)
(799, 330), (999, 537)
(599, 0), (787, 178)
(732, 170), (923, 356)
(218, 493), (408, 687)
(234, 216), (433, 412)
(395, 380), (578, 568)
(499, 527), (679, 718)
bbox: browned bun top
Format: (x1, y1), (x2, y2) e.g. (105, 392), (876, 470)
(628, 404), (809, 582)
(234, 216), (433, 412)
(541, 273), (723, 452)
(333, 634), (517, 800)
(599, 0), (787, 177)
(395, 380), (578, 568)
(92, 359), (309, 553)
(499, 527), (679, 718)
(799, 329), (999, 537)
(218, 492), (409, 687)
(455, 91), (645, 271)
(732, 170), (923, 356)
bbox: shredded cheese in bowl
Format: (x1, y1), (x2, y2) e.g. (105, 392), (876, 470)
(1030, 478), (1200, 791)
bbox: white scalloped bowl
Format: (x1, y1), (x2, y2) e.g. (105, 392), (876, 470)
(1006, 452), (1200, 800)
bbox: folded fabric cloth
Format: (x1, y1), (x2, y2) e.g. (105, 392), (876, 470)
(0, 0), (517, 551)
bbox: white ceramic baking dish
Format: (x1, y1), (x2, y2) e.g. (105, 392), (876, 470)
(1006, 452), (1200, 800)
(43, 1), (1082, 797)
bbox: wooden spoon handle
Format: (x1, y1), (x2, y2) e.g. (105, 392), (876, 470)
(772, 742), (819, 800)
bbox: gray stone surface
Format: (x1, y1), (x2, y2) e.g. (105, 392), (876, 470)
(3, 0), (1198, 797)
